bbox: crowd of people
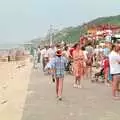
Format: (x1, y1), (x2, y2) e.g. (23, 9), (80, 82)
(0, 48), (29, 62)
(33, 40), (120, 101)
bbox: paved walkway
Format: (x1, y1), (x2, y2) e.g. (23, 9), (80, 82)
(21, 69), (120, 120)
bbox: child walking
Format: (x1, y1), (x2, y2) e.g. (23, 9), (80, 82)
(45, 49), (67, 101)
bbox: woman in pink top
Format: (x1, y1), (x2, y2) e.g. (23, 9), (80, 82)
(73, 43), (85, 88)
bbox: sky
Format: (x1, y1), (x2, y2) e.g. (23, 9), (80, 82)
(0, 0), (120, 44)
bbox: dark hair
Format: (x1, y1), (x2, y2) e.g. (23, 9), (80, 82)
(111, 44), (116, 50)
(88, 42), (92, 46)
(73, 43), (80, 49)
(56, 44), (61, 48)
(81, 46), (85, 51)
(64, 42), (67, 46)
(64, 46), (68, 51)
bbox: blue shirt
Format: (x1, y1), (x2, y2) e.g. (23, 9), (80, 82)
(103, 48), (110, 57)
(47, 56), (67, 77)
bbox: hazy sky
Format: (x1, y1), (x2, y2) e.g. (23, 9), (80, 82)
(0, 0), (120, 44)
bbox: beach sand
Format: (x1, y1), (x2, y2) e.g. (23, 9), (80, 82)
(0, 58), (32, 120)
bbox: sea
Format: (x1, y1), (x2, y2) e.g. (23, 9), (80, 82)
(0, 44), (21, 50)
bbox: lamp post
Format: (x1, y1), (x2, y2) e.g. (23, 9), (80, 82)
(49, 25), (53, 46)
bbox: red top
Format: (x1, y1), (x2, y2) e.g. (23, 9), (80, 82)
(103, 58), (109, 69)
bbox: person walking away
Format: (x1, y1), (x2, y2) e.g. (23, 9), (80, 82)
(30, 47), (34, 62)
(41, 46), (49, 71)
(103, 42), (112, 85)
(47, 45), (56, 82)
(37, 46), (41, 63)
(45, 49), (67, 100)
(47, 45), (56, 61)
(86, 43), (94, 55)
(85, 43), (94, 80)
(33, 48), (38, 69)
(109, 44), (120, 100)
(81, 46), (88, 80)
(73, 43), (85, 88)
(94, 45), (100, 62)
(63, 46), (70, 71)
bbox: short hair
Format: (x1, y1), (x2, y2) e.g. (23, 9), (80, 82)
(111, 44), (116, 50)
(81, 46), (85, 51)
(38, 45), (40, 48)
(64, 46), (68, 51)
(73, 43), (80, 49)
(87, 42), (92, 46)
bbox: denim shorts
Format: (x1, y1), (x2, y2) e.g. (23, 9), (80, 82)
(108, 69), (112, 81)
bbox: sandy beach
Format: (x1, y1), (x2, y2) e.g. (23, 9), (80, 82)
(0, 58), (32, 120)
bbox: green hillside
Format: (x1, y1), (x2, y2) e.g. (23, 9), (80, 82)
(53, 15), (120, 43)
(87, 15), (120, 26)
(30, 15), (120, 46)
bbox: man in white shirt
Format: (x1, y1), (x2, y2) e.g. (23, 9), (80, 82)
(46, 45), (57, 82)
(41, 46), (49, 71)
(47, 45), (56, 61)
(85, 43), (94, 55)
(109, 44), (120, 99)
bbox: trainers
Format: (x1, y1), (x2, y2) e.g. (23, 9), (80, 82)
(77, 85), (82, 89)
(73, 84), (77, 88)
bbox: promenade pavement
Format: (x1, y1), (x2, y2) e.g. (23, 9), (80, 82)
(22, 69), (120, 120)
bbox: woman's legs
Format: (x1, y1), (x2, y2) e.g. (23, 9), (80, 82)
(58, 78), (63, 98)
(74, 76), (82, 88)
(83, 66), (87, 80)
(56, 77), (64, 99)
(104, 68), (110, 86)
(85, 66), (89, 78)
(77, 76), (81, 85)
(116, 75), (120, 95)
(112, 75), (119, 98)
(75, 77), (78, 84)
(56, 78), (59, 97)
(74, 76), (79, 88)
(77, 76), (82, 88)
(86, 66), (92, 80)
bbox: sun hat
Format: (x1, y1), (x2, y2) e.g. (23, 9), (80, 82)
(56, 49), (62, 56)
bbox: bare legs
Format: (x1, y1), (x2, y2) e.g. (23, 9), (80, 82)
(112, 75), (120, 99)
(74, 76), (82, 88)
(56, 78), (63, 100)
(85, 66), (92, 81)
